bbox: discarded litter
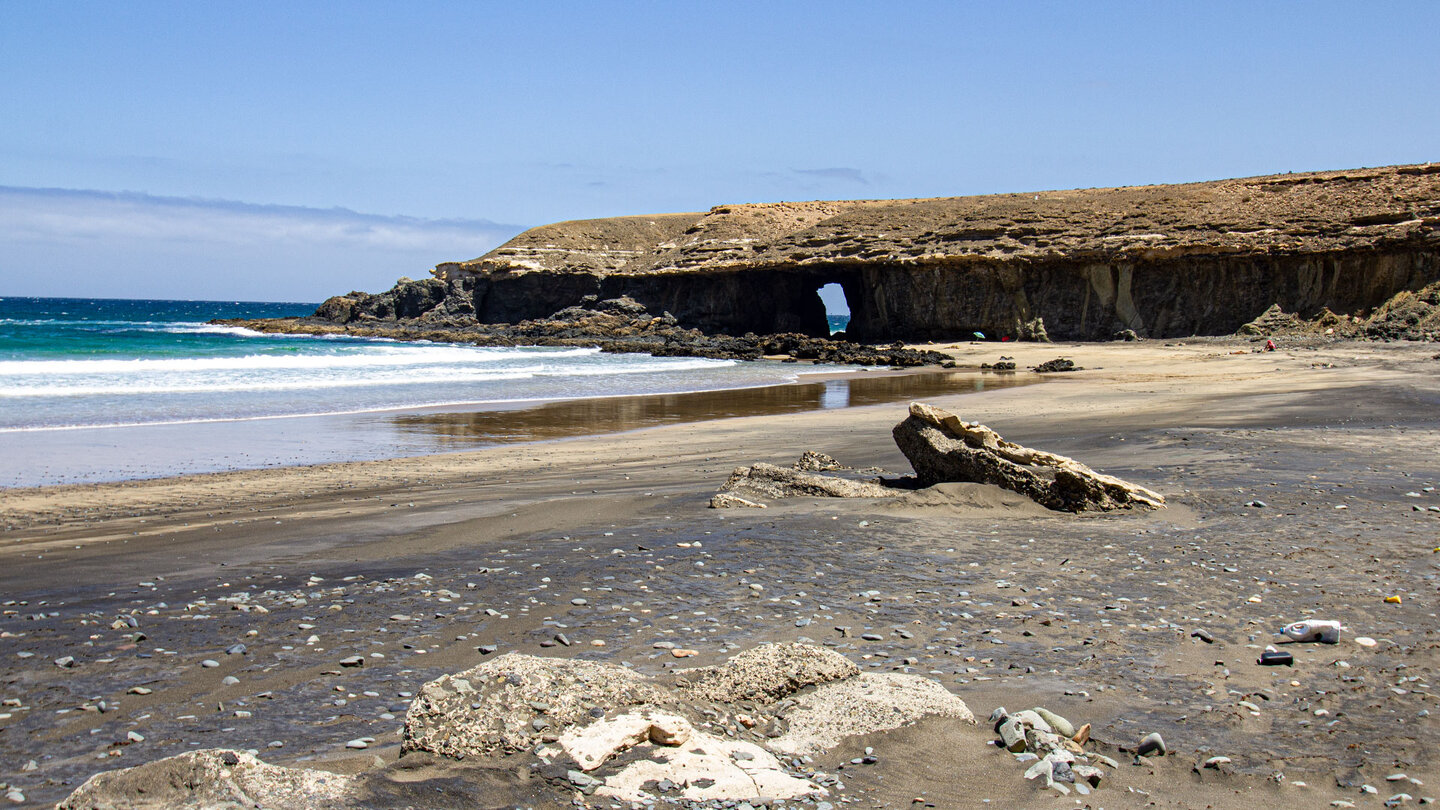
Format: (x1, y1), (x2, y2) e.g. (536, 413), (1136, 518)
(1258, 650), (1294, 666)
(1281, 619), (1341, 644)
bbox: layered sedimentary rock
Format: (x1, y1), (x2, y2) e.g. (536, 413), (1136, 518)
(893, 402), (1165, 512)
(357, 162), (1440, 342)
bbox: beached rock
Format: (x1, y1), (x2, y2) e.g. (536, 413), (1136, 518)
(708, 492), (767, 509)
(767, 672), (975, 755)
(403, 653), (670, 759)
(717, 462), (897, 503)
(892, 402), (1165, 512)
(674, 642), (859, 703)
(56, 749), (357, 810)
(70, 642), (971, 808)
(1136, 732), (1167, 757)
(793, 450), (844, 471)
(595, 729), (822, 804)
(1032, 358), (1081, 373)
(1238, 303), (1307, 336)
(557, 710), (692, 771)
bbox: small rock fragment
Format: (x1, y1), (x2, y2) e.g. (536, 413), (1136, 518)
(1135, 732), (1166, 758)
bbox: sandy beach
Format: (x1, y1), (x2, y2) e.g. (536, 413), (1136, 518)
(4, 338), (1440, 808)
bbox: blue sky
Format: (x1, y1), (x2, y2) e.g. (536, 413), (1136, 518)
(3, 2), (1437, 301)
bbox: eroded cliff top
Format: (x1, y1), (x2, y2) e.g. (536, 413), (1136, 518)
(439, 163), (1440, 278)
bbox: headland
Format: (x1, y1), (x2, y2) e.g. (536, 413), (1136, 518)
(225, 162), (1440, 359)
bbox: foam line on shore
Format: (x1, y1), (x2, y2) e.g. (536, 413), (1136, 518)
(0, 372), (821, 435)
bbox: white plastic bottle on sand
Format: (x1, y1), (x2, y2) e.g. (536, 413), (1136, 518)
(1281, 619), (1342, 643)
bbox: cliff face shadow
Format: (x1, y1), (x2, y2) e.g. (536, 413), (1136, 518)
(388, 371), (1035, 448)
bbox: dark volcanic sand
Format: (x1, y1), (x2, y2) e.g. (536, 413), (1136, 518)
(3, 340), (1440, 808)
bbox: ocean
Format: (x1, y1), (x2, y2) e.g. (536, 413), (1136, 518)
(0, 297), (821, 486)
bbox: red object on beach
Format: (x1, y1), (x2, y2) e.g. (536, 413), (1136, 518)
(1001, 336), (1012, 342)
(1265, 339), (1276, 351)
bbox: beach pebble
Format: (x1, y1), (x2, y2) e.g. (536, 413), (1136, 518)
(222, 676), (240, 686)
(1031, 707), (1075, 738)
(1136, 732), (1166, 757)
(225, 643), (246, 655)
(127, 731), (144, 743)
(554, 633), (571, 647)
(339, 655), (365, 667)
(570, 598), (588, 606)
(1356, 637), (1378, 648)
(1203, 756), (1232, 769)
(477, 644), (498, 655)
(54, 656), (75, 668)
(860, 633), (884, 641)
(1387, 794), (1413, 807)
(345, 739), (368, 749)
(201, 659), (220, 668)
(128, 686), (152, 695)
(5, 788), (24, 804)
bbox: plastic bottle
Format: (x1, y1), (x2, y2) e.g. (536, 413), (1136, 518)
(1280, 619), (1342, 644)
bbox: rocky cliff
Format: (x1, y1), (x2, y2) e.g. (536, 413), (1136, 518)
(314, 163), (1440, 343)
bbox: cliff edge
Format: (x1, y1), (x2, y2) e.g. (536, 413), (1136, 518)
(301, 163), (1440, 344)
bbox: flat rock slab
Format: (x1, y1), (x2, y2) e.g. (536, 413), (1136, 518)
(714, 462), (897, 506)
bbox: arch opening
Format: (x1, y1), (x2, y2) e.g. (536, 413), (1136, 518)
(816, 282), (850, 336)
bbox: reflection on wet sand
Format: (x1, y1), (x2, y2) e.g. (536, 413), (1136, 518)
(392, 371), (1033, 448)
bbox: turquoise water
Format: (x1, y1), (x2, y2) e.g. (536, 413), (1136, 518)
(0, 297), (317, 361)
(827, 313), (850, 334)
(0, 297), (808, 433)
(0, 297), (819, 485)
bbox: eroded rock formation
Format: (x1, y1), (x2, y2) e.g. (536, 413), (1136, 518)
(232, 163), (1440, 350)
(710, 407), (1163, 512)
(226, 294), (951, 366)
(410, 163), (1438, 342)
(55, 749), (357, 810)
(711, 461), (898, 507)
(893, 402), (1165, 512)
(59, 644), (975, 808)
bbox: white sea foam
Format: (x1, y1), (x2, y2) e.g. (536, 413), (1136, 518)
(0, 355), (734, 398)
(0, 345), (602, 376)
(0, 307), (758, 435)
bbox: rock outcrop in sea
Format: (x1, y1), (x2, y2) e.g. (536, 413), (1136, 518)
(224, 162), (1440, 352)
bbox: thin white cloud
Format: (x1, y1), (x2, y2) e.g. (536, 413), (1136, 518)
(791, 167), (870, 185)
(0, 186), (521, 253)
(0, 186), (526, 300)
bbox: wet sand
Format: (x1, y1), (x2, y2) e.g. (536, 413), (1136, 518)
(0, 368), (1029, 488)
(3, 339), (1440, 807)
